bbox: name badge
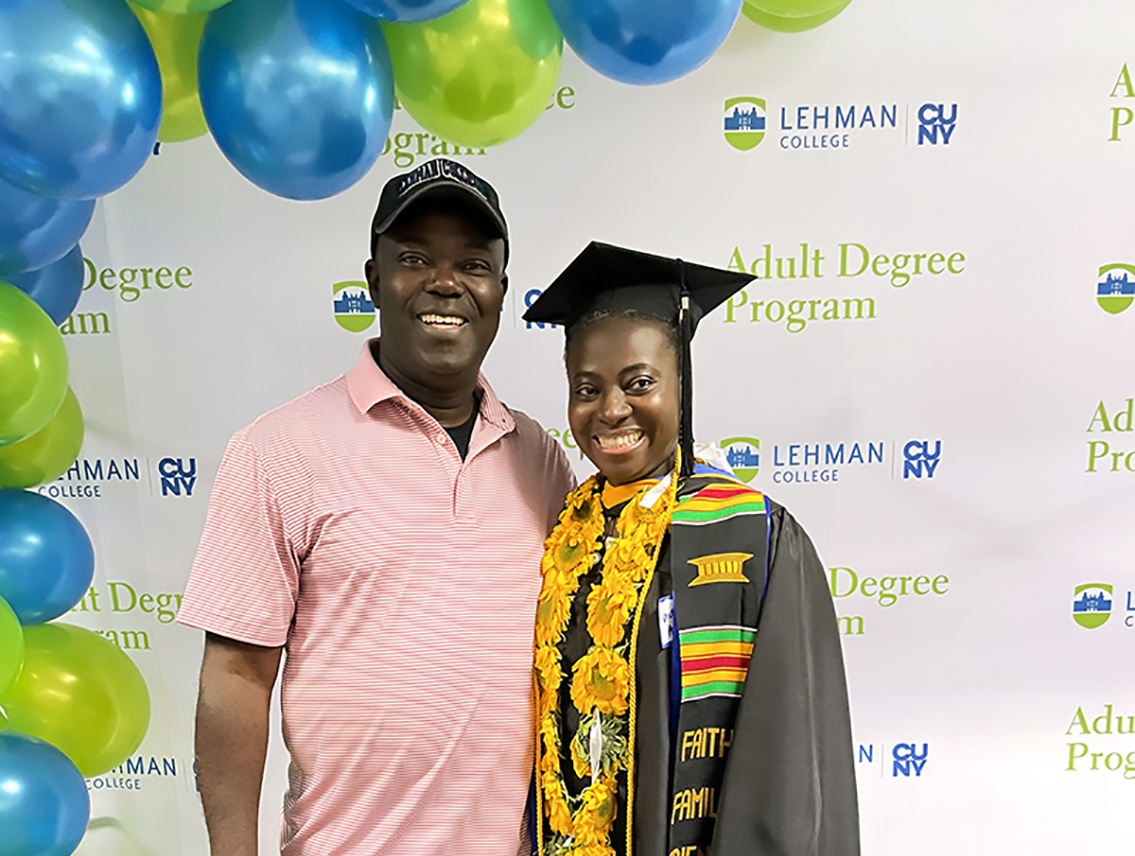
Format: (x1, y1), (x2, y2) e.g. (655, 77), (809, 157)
(658, 594), (675, 649)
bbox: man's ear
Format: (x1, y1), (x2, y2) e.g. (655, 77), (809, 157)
(365, 257), (380, 309)
(500, 272), (509, 297)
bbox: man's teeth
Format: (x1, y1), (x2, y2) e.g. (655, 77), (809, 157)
(597, 431), (642, 451)
(419, 314), (466, 327)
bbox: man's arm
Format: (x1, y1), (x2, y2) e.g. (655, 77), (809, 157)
(195, 632), (284, 856)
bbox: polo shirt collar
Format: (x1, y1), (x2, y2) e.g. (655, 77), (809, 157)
(347, 340), (515, 433)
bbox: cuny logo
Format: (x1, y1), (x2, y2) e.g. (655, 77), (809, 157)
(723, 97), (766, 151)
(917, 103), (958, 145)
(157, 457), (196, 497)
(902, 440), (941, 479)
(721, 436), (760, 482)
(333, 281), (375, 332)
(1073, 583), (1113, 629)
(857, 742), (930, 778)
(1096, 264), (1135, 315)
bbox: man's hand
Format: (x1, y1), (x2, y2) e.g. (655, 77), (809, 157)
(195, 632), (283, 856)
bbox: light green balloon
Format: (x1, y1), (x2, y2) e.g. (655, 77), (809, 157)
(0, 386), (84, 488)
(131, 5), (210, 143)
(383, 0), (563, 149)
(129, 0), (233, 13)
(0, 283), (68, 447)
(0, 597), (23, 697)
(0, 622), (151, 777)
(742, 0), (851, 32)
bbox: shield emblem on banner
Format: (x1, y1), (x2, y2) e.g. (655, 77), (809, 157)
(721, 437), (760, 483)
(1072, 583), (1113, 629)
(1096, 264), (1135, 315)
(332, 281), (376, 332)
(724, 97), (767, 151)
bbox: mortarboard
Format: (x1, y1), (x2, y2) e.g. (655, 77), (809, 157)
(523, 242), (753, 477)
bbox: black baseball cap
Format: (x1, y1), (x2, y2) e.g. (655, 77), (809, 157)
(371, 158), (508, 264)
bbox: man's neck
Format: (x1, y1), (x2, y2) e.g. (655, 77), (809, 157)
(373, 342), (479, 428)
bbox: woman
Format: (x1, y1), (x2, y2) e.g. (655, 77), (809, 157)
(522, 243), (859, 856)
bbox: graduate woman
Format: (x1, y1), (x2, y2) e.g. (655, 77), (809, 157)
(523, 244), (859, 856)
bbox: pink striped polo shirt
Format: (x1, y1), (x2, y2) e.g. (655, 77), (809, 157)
(178, 343), (574, 856)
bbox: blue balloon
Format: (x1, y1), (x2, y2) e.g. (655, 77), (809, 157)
(341, 0), (469, 23)
(0, 0), (161, 200)
(0, 490), (94, 626)
(546, 0), (742, 84)
(6, 246), (85, 324)
(0, 179), (93, 278)
(199, 0), (395, 200)
(0, 731), (90, 856)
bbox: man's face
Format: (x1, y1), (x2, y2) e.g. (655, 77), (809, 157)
(366, 203), (507, 389)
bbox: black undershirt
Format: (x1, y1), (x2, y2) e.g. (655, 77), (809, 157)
(443, 407), (477, 460)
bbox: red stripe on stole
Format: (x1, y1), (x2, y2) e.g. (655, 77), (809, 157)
(681, 654), (751, 673)
(693, 485), (755, 500)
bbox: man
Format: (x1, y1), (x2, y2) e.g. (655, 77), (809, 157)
(178, 159), (575, 856)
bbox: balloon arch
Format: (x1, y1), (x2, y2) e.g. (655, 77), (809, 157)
(0, 0), (849, 850)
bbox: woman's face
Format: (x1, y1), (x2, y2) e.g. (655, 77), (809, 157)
(566, 315), (680, 486)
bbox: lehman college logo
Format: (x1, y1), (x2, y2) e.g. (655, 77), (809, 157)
(721, 437), (760, 483)
(1073, 583), (1113, 629)
(1097, 264), (1135, 315)
(333, 280), (375, 332)
(724, 98), (766, 151)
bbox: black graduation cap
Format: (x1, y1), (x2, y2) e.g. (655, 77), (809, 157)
(523, 242), (753, 477)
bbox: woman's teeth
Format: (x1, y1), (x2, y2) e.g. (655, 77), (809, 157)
(597, 431), (643, 451)
(419, 313), (466, 327)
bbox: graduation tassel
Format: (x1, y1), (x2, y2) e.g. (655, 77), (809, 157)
(678, 261), (695, 480)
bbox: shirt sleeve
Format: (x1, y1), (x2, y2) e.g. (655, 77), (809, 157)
(711, 506), (861, 856)
(176, 430), (301, 647)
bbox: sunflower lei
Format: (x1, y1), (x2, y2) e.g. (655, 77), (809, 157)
(535, 463), (678, 856)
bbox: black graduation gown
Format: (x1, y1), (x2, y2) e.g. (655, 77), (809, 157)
(560, 498), (860, 856)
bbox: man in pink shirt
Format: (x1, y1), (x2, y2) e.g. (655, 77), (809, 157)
(178, 159), (574, 856)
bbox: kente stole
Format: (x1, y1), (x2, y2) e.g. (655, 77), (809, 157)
(661, 472), (769, 856)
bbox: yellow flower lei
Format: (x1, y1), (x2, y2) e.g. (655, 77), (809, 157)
(535, 462), (678, 855)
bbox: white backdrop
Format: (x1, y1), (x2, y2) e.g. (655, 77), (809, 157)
(45, 0), (1135, 852)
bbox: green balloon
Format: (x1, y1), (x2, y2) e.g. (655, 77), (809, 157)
(0, 622), (151, 777)
(130, 0), (233, 13)
(0, 597), (23, 696)
(0, 283), (68, 447)
(742, 0), (851, 32)
(383, 0), (563, 149)
(131, 5), (210, 143)
(0, 386), (84, 488)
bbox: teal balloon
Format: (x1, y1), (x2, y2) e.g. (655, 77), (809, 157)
(0, 489), (95, 625)
(545, 0), (740, 84)
(343, 0), (470, 23)
(6, 246), (86, 324)
(0, 178), (93, 278)
(0, 0), (162, 199)
(0, 283), (68, 446)
(199, 0), (395, 200)
(0, 732), (90, 856)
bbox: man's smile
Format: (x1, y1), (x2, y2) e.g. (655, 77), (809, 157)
(417, 312), (468, 329)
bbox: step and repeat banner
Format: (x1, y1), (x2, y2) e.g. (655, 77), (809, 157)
(40, 0), (1135, 852)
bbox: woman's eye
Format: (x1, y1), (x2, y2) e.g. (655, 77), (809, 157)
(627, 376), (655, 392)
(573, 385), (598, 398)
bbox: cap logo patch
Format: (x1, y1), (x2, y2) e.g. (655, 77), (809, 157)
(397, 158), (489, 203)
